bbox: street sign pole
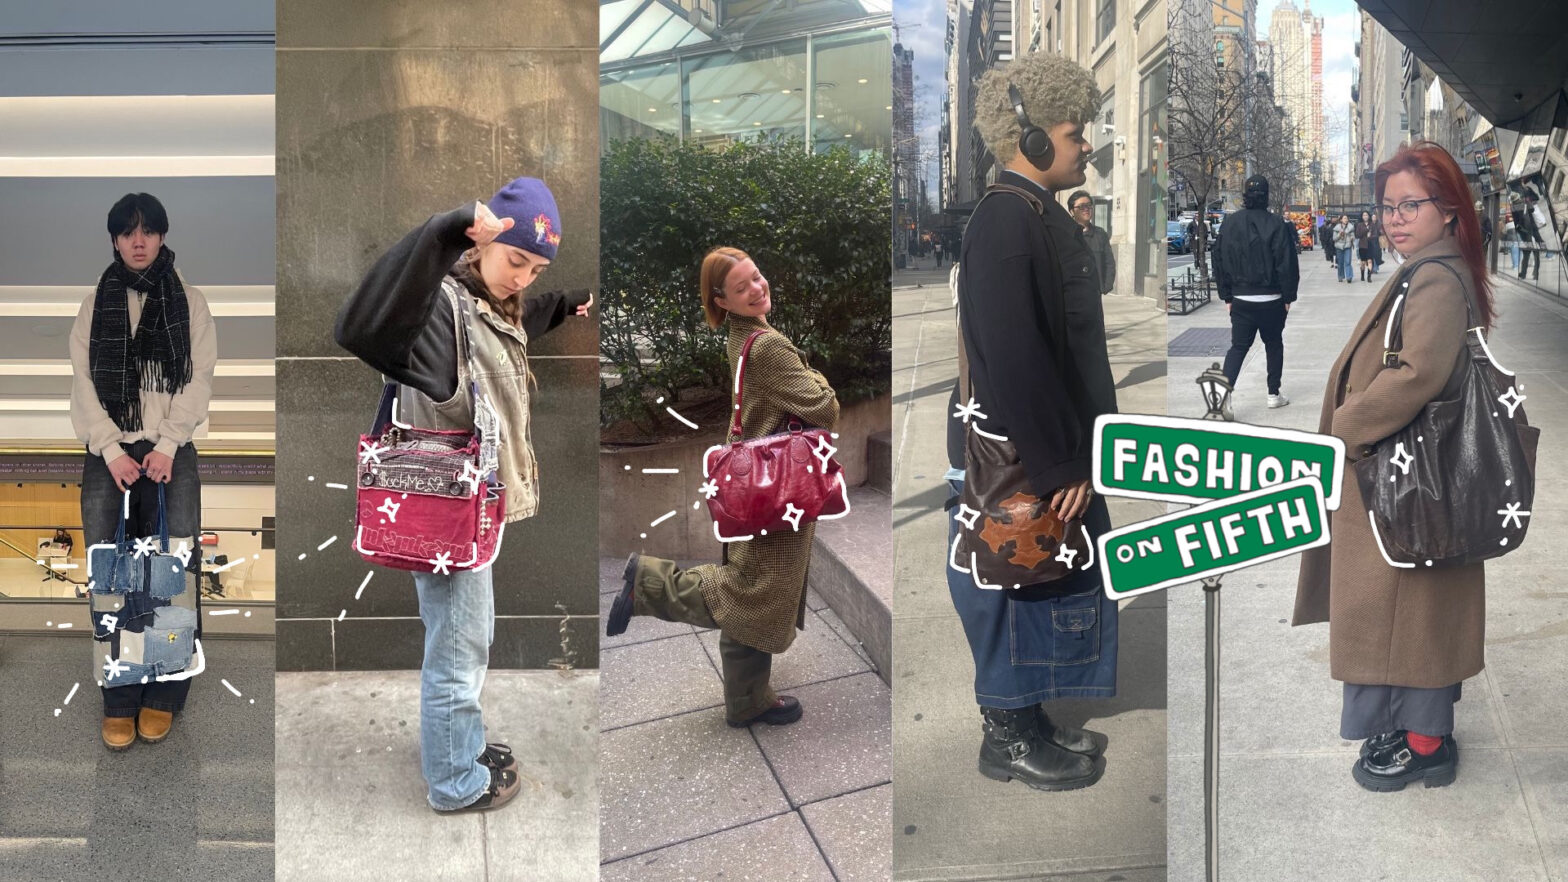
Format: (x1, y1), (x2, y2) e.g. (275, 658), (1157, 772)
(1202, 574), (1223, 882)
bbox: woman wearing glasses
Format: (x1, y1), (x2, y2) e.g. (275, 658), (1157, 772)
(1294, 141), (1496, 791)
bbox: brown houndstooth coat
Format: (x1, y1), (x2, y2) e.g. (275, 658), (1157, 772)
(695, 313), (840, 655)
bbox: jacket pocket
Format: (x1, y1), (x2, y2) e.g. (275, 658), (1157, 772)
(1009, 588), (1102, 666)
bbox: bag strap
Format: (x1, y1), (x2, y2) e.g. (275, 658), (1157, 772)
(157, 482), (169, 553)
(729, 329), (769, 441)
(367, 283), (486, 439)
(1380, 256), (1473, 367)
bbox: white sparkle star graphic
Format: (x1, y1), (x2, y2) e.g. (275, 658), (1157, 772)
(1498, 502), (1531, 530)
(429, 551), (454, 575)
(952, 396), (988, 424)
(103, 655), (129, 680)
(811, 436), (838, 470)
(172, 541), (192, 568)
(458, 460), (485, 496)
(1389, 442), (1415, 476)
(358, 440), (387, 465)
(132, 536), (157, 559)
(699, 479), (719, 500)
(99, 614), (118, 632)
(1055, 544), (1079, 567)
(782, 502), (806, 531)
(1498, 385), (1527, 419)
(954, 504), (982, 530)
(377, 497), (401, 524)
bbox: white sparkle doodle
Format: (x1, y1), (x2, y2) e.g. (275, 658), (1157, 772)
(811, 435), (838, 470)
(650, 510), (677, 528)
(358, 439), (388, 465)
(459, 459), (485, 496)
(99, 613), (118, 632)
(377, 497), (401, 524)
(643, 468), (679, 474)
(1498, 385), (1526, 419)
(155, 639), (206, 681)
(782, 502), (805, 531)
(53, 682), (80, 717)
(210, 557), (246, 574)
(354, 570), (374, 600)
(699, 479), (719, 499)
(132, 536), (157, 559)
(1388, 442), (1415, 476)
(324, 482), (349, 490)
(430, 551), (454, 575)
(952, 396), (987, 424)
(173, 541), (193, 568)
(317, 535), (338, 551)
(221, 679), (244, 698)
(1055, 544), (1079, 568)
(50, 562), (79, 570)
(1498, 502), (1531, 530)
(666, 407), (699, 430)
(337, 609), (346, 621)
(103, 655), (129, 680)
(954, 503), (982, 530)
(207, 609), (239, 616)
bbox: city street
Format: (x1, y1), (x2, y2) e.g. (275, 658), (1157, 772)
(1166, 253), (1568, 880)
(891, 258), (1169, 881)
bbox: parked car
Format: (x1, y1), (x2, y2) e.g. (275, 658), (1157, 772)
(1167, 221), (1190, 254)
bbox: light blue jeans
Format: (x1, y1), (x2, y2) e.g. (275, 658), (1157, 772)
(413, 565), (495, 810)
(1336, 246), (1354, 281)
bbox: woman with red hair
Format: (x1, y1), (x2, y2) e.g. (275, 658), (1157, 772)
(1294, 141), (1496, 791)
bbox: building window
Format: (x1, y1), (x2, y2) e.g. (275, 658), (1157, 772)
(1096, 0), (1115, 44)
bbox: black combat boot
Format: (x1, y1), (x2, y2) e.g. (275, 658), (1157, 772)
(977, 706), (1104, 791)
(1036, 707), (1108, 757)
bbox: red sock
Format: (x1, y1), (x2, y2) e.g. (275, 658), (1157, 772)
(1406, 732), (1443, 755)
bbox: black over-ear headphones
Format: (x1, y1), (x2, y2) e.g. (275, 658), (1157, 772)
(1008, 83), (1053, 170)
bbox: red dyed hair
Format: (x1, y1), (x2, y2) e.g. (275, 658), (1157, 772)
(1374, 141), (1494, 328)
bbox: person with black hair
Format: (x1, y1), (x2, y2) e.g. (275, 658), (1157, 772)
(1069, 190), (1116, 295)
(1215, 175), (1299, 412)
(70, 192), (216, 751)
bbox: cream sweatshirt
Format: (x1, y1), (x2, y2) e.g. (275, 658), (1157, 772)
(68, 275), (217, 465)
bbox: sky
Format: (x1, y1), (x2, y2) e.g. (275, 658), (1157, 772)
(894, 0), (950, 200)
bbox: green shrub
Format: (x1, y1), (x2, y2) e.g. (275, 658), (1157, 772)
(600, 136), (891, 432)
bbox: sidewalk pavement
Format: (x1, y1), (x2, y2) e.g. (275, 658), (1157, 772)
(275, 669), (598, 882)
(597, 556), (892, 881)
(891, 270), (1169, 881)
(0, 636), (274, 882)
(1167, 254), (1568, 881)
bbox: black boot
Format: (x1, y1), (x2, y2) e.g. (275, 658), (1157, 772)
(978, 707), (1103, 791)
(605, 553), (638, 637)
(1036, 707), (1108, 756)
(1351, 733), (1457, 792)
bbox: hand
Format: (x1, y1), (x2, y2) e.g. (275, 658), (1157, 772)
(142, 450), (175, 484)
(574, 291), (594, 316)
(1227, 302), (1232, 314)
(1049, 479), (1094, 522)
(106, 454), (143, 492)
(1284, 302), (1291, 313)
(465, 201), (514, 247)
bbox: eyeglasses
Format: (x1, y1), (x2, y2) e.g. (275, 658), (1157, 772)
(1072, 202), (1093, 212)
(1377, 197), (1440, 222)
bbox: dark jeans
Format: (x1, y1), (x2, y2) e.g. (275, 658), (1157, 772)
(83, 440), (201, 717)
(1222, 299), (1287, 395)
(1519, 244), (1540, 280)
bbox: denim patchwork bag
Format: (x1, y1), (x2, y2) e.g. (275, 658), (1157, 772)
(146, 483), (189, 600)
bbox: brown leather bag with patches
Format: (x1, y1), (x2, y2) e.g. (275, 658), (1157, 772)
(950, 183), (1095, 590)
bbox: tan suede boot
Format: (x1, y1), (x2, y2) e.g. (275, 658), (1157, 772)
(136, 708), (174, 743)
(102, 716), (135, 751)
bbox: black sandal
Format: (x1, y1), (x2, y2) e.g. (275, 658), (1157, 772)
(479, 741), (516, 770)
(437, 765), (521, 813)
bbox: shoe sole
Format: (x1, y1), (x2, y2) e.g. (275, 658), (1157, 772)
(978, 757), (1105, 792)
(727, 703), (804, 728)
(1267, 401), (1289, 409)
(605, 553), (639, 637)
(1351, 757), (1457, 792)
(103, 738), (134, 751)
(137, 730), (170, 744)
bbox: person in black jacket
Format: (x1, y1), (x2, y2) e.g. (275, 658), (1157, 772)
(1216, 175), (1299, 412)
(943, 51), (1118, 792)
(1069, 190), (1116, 294)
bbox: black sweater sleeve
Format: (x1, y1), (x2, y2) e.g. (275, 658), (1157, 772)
(959, 201), (1088, 498)
(520, 288), (592, 341)
(334, 205), (474, 402)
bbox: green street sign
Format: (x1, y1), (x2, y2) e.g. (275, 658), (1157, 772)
(1093, 414), (1346, 510)
(1098, 477), (1330, 599)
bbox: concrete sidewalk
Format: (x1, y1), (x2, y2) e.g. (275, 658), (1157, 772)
(891, 269), (1169, 881)
(274, 669), (598, 882)
(1167, 255), (1568, 880)
(597, 556), (892, 881)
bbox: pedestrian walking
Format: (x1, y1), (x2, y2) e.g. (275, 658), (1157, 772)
(1069, 190), (1116, 294)
(606, 246), (839, 729)
(1215, 175), (1299, 411)
(335, 177), (593, 813)
(1294, 141), (1499, 792)
(1515, 190), (1545, 281)
(941, 51), (1119, 792)
(1334, 214), (1356, 282)
(1322, 211), (1338, 264)
(73, 192), (216, 751)
(1356, 210), (1375, 282)
(1370, 215), (1385, 274)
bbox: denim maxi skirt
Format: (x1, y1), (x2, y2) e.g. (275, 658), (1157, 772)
(945, 479), (1118, 708)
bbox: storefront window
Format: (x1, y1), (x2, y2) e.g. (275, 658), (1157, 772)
(811, 29), (892, 155)
(685, 40), (810, 148)
(600, 61), (682, 143)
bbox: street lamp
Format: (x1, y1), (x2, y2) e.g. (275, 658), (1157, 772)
(1196, 361), (1234, 421)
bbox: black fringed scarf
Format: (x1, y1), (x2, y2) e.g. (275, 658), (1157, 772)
(88, 246), (193, 432)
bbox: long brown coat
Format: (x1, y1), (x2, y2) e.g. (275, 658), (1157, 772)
(1293, 237), (1486, 688)
(696, 313), (840, 654)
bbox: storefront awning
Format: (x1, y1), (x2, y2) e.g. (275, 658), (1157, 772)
(1362, 0), (1568, 132)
